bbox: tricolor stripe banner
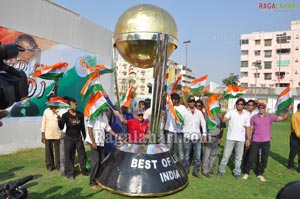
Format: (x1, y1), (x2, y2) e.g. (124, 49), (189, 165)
(166, 95), (184, 125)
(120, 83), (133, 108)
(223, 85), (247, 99)
(165, 74), (182, 94)
(183, 74), (208, 93)
(275, 85), (293, 115)
(84, 92), (110, 120)
(80, 72), (103, 101)
(85, 64), (115, 75)
(46, 96), (71, 109)
(207, 94), (220, 130)
(32, 62), (68, 81)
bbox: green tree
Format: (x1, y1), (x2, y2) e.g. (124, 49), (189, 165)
(222, 74), (239, 86)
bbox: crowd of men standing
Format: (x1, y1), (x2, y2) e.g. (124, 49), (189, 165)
(40, 91), (299, 190)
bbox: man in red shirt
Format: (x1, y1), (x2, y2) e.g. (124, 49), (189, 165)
(113, 109), (149, 143)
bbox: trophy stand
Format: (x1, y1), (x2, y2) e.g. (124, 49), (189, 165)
(97, 4), (188, 197)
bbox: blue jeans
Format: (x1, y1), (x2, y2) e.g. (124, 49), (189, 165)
(164, 131), (184, 162)
(183, 138), (201, 173)
(218, 139), (245, 176)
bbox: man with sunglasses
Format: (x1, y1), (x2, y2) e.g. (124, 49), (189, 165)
(182, 96), (207, 178)
(242, 102), (292, 182)
(113, 109), (148, 143)
(217, 98), (251, 180)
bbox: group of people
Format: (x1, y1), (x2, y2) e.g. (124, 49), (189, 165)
(40, 91), (153, 189)
(41, 90), (297, 190)
(160, 93), (296, 182)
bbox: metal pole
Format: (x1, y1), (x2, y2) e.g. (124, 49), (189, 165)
(278, 40), (281, 86)
(254, 65), (257, 97)
(183, 40), (191, 67)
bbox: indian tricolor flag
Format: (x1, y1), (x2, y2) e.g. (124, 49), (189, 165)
(32, 62), (68, 81)
(86, 64), (115, 75)
(223, 85), (247, 99)
(80, 72), (103, 101)
(207, 94), (220, 130)
(183, 74), (208, 93)
(275, 85), (293, 115)
(120, 83), (133, 108)
(84, 92), (110, 120)
(165, 74), (182, 94)
(166, 95), (184, 125)
(46, 97), (71, 109)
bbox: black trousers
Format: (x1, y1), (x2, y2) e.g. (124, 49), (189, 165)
(288, 133), (300, 169)
(64, 135), (87, 178)
(244, 141), (270, 176)
(89, 145), (104, 186)
(45, 139), (60, 170)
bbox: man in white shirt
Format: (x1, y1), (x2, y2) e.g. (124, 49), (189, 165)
(86, 112), (123, 190)
(182, 96), (207, 178)
(164, 93), (186, 162)
(217, 98), (251, 180)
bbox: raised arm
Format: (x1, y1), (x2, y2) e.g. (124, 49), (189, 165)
(112, 109), (127, 124)
(277, 104), (293, 122)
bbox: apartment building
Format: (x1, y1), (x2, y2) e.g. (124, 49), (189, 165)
(239, 20), (300, 88)
(116, 56), (197, 97)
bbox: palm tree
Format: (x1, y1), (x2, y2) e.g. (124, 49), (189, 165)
(222, 74), (239, 86)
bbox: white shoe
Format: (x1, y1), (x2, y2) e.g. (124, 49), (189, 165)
(257, 175), (266, 182)
(242, 174), (249, 180)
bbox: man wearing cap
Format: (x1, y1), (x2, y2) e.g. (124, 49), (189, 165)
(113, 109), (148, 143)
(182, 95), (207, 178)
(242, 102), (292, 182)
(164, 93), (186, 162)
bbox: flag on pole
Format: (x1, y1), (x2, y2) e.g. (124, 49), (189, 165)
(166, 95), (184, 125)
(165, 74), (182, 94)
(206, 94), (220, 130)
(275, 85), (293, 115)
(86, 64), (115, 75)
(32, 62), (68, 81)
(120, 83), (133, 108)
(80, 72), (103, 101)
(46, 96), (71, 109)
(84, 92), (110, 120)
(223, 85), (247, 99)
(170, 74), (182, 94)
(183, 74), (208, 93)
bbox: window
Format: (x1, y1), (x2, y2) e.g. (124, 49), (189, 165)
(264, 39), (272, 46)
(264, 61), (272, 69)
(254, 50), (261, 56)
(241, 61), (248, 67)
(264, 73), (272, 80)
(275, 72), (285, 79)
(240, 39), (249, 45)
(241, 50), (248, 55)
(276, 48), (291, 54)
(241, 72), (248, 77)
(264, 50), (272, 57)
(254, 73), (260, 78)
(276, 36), (291, 44)
(255, 40), (261, 45)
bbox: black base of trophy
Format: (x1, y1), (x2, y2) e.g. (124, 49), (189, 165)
(97, 143), (188, 197)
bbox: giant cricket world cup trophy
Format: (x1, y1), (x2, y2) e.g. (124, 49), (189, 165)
(97, 4), (188, 197)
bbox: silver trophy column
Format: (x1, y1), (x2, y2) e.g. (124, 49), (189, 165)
(97, 4), (188, 197)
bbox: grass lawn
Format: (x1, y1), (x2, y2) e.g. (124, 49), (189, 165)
(0, 120), (299, 199)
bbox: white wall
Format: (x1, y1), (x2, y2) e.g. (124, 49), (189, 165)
(0, 0), (114, 154)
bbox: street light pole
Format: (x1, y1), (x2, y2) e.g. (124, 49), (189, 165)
(183, 40), (191, 68)
(252, 60), (261, 98)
